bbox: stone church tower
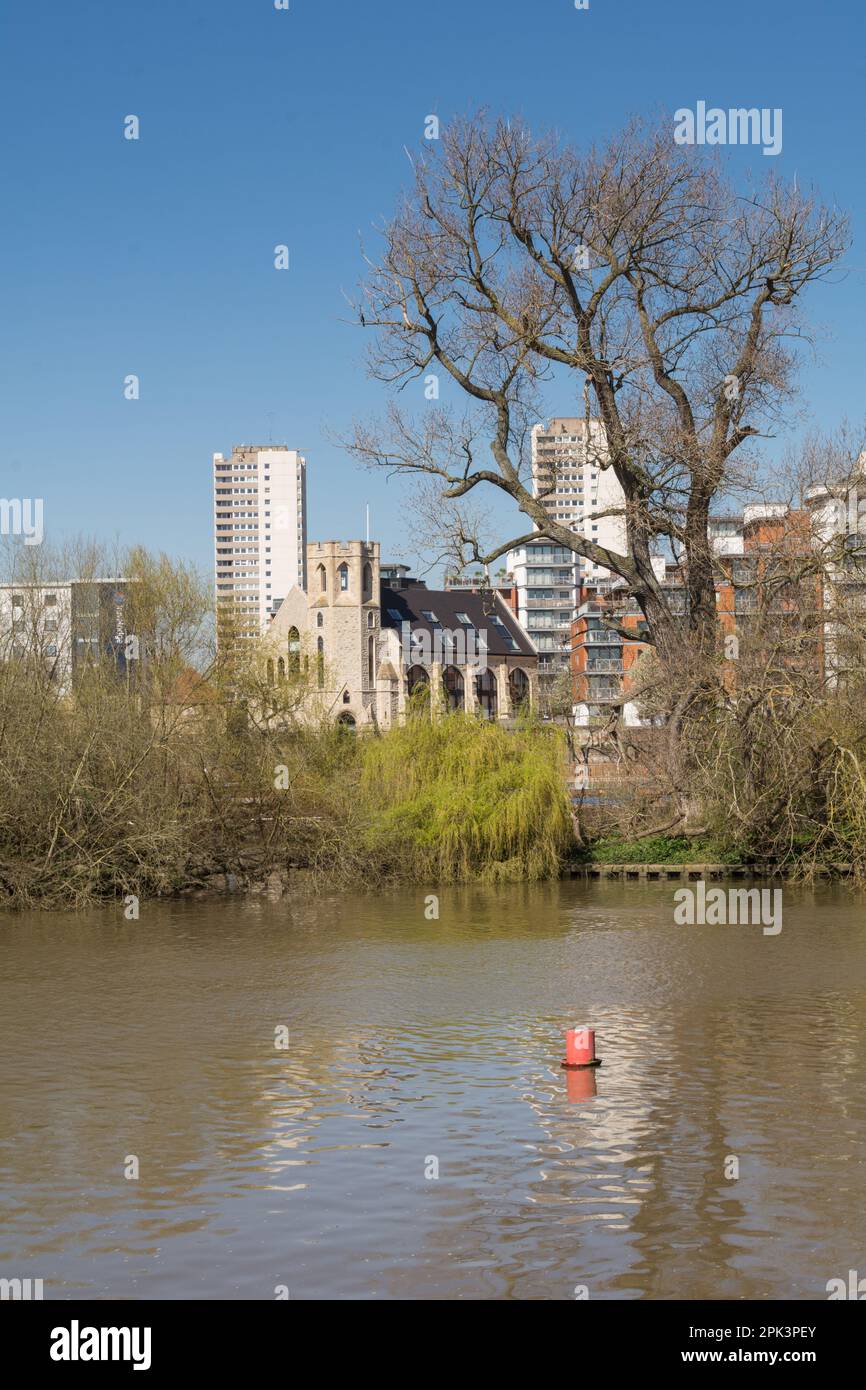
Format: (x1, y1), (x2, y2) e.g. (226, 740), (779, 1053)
(308, 540), (382, 723)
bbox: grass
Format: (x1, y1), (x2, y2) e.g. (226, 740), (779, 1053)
(587, 835), (745, 865)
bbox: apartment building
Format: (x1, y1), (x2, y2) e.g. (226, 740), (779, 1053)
(503, 418), (627, 683)
(530, 417), (626, 578)
(571, 571), (657, 729)
(570, 501), (853, 730)
(213, 445), (307, 641)
(0, 578), (138, 692)
(444, 569), (520, 620)
(504, 540), (580, 680)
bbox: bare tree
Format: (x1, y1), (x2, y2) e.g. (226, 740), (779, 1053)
(348, 112), (848, 664)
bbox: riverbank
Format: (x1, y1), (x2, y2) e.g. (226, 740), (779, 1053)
(3, 631), (863, 911)
(567, 860), (858, 880)
(170, 855), (860, 906)
(0, 702), (573, 909)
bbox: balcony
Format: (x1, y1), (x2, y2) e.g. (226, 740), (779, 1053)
(585, 659), (623, 673)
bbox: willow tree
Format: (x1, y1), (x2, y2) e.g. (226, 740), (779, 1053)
(349, 113), (847, 666)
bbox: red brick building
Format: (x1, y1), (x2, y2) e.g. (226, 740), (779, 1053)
(571, 505), (829, 727)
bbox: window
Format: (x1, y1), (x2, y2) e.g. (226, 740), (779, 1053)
(387, 608), (403, 621)
(338, 563), (349, 592)
(456, 612), (472, 625)
(317, 612), (323, 628)
(288, 627), (300, 673)
(367, 612), (376, 628)
(363, 563), (372, 599)
(316, 635), (324, 688)
(509, 667), (530, 709)
(317, 564), (327, 593)
(368, 634), (375, 686)
(343, 690), (351, 704)
(421, 610), (439, 624)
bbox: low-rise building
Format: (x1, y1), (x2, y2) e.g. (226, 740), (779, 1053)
(0, 578), (139, 692)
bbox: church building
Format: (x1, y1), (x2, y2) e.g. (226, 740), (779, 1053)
(267, 540), (538, 729)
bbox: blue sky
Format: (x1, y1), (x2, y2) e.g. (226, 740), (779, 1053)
(2, 0), (864, 578)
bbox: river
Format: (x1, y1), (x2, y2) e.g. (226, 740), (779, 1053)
(1, 880), (865, 1300)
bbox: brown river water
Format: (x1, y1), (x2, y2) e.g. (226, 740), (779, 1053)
(1, 880), (865, 1300)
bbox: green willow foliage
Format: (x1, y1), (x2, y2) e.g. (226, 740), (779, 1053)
(357, 713), (574, 882)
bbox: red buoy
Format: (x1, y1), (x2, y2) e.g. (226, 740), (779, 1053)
(562, 1026), (601, 1069)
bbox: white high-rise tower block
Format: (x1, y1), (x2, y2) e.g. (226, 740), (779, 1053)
(213, 444), (308, 641)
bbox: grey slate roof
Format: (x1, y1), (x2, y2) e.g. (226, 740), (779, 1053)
(379, 581), (536, 659)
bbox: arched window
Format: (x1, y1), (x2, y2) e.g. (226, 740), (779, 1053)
(475, 669), (497, 719)
(277, 656), (286, 682)
(406, 664), (430, 713)
(363, 563), (373, 599)
(406, 664), (429, 695)
(343, 690), (351, 704)
(317, 612), (323, 628)
(316, 635), (324, 688)
(317, 564), (327, 593)
(509, 667), (530, 710)
(337, 712), (356, 732)
(367, 611), (375, 628)
(442, 665), (464, 712)
(266, 658), (275, 686)
(287, 626), (300, 673)
(338, 563), (349, 592)
(368, 634), (375, 687)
